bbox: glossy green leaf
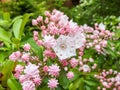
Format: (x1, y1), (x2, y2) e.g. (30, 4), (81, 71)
(69, 78), (84, 90)
(84, 80), (98, 86)
(11, 16), (23, 24)
(12, 13), (32, 40)
(0, 27), (11, 42)
(0, 20), (9, 26)
(19, 13), (33, 38)
(7, 78), (22, 90)
(13, 19), (22, 39)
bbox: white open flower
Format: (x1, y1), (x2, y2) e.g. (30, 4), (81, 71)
(52, 35), (76, 60)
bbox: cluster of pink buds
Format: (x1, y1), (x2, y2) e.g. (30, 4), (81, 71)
(78, 57), (97, 72)
(82, 23), (114, 54)
(95, 69), (120, 90)
(32, 9), (82, 36)
(9, 43), (32, 62)
(9, 44), (42, 90)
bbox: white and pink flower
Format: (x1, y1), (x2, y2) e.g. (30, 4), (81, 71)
(66, 71), (74, 79)
(48, 78), (59, 89)
(23, 43), (31, 51)
(22, 80), (35, 90)
(48, 64), (60, 77)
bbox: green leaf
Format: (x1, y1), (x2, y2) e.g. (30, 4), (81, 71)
(19, 13), (33, 38)
(12, 13), (32, 40)
(84, 80), (97, 86)
(59, 71), (69, 89)
(85, 85), (91, 90)
(70, 68), (80, 82)
(7, 78), (22, 90)
(0, 52), (7, 63)
(13, 19), (22, 39)
(0, 84), (5, 90)
(0, 20), (9, 26)
(11, 16), (23, 24)
(3, 12), (10, 21)
(1, 61), (14, 87)
(37, 46), (43, 60)
(56, 86), (63, 90)
(37, 86), (49, 90)
(11, 38), (20, 44)
(69, 78), (84, 90)
(0, 27), (11, 42)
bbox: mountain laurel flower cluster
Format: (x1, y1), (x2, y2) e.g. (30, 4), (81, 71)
(95, 69), (120, 90)
(8, 9), (116, 90)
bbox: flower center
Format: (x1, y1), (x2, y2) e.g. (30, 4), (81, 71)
(60, 43), (66, 50)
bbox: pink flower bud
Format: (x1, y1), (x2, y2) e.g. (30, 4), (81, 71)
(15, 51), (21, 58)
(60, 60), (68, 67)
(9, 51), (21, 61)
(102, 82), (108, 87)
(37, 16), (43, 22)
(44, 18), (49, 24)
(92, 63), (97, 69)
(79, 52), (83, 56)
(109, 69), (113, 74)
(21, 53), (29, 61)
(14, 73), (21, 79)
(69, 58), (78, 68)
(66, 71), (74, 79)
(23, 43), (31, 51)
(45, 11), (51, 17)
(32, 19), (38, 26)
(15, 65), (24, 73)
(34, 36), (38, 41)
(43, 65), (49, 72)
(37, 40), (43, 46)
(33, 31), (38, 36)
(41, 26), (46, 30)
(95, 45), (101, 50)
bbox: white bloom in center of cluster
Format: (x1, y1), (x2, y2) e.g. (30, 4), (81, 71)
(52, 33), (85, 60)
(52, 35), (76, 60)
